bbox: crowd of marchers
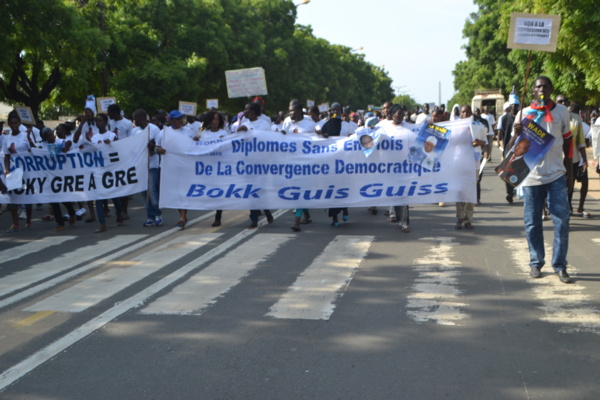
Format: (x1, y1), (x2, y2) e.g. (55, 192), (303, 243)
(1, 77), (597, 284)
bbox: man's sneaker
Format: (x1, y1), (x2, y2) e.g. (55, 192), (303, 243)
(6, 225), (19, 233)
(143, 218), (156, 227)
(75, 208), (86, 217)
(24, 223), (32, 230)
(154, 216), (163, 226)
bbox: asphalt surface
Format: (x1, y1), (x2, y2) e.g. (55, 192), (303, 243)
(0, 146), (599, 400)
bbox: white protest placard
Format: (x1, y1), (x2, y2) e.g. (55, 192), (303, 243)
(318, 103), (329, 113)
(225, 67), (268, 98)
(508, 13), (561, 52)
(179, 101), (197, 116)
(96, 97), (116, 113)
(15, 106), (34, 124)
(307, 100), (315, 108)
(206, 99), (219, 110)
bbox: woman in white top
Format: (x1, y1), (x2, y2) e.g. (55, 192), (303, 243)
(200, 110), (229, 227)
(88, 113), (124, 233)
(3, 112), (33, 232)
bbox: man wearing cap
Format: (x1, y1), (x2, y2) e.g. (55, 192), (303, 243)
(155, 110), (196, 229)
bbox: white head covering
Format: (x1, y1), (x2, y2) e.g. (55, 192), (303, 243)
(425, 136), (438, 146)
(85, 95), (96, 115)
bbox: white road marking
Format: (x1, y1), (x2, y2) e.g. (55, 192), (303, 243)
(0, 211), (217, 311)
(0, 236), (76, 268)
(505, 239), (600, 334)
(406, 237), (469, 325)
(0, 236), (146, 299)
(267, 235), (373, 320)
(0, 209), (288, 391)
(141, 233), (295, 315)
(25, 234), (222, 313)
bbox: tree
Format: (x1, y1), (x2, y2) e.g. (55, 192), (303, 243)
(392, 94), (418, 111)
(453, 0), (600, 108)
(0, 0), (107, 120)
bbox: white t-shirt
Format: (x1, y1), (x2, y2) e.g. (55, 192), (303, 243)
(513, 103), (570, 186)
(282, 116), (316, 134)
(19, 125), (42, 145)
(415, 113), (431, 124)
(481, 113), (496, 132)
(239, 118), (272, 131)
(2, 131), (30, 154)
(132, 123), (161, 169)
(199, 129), (229, 140)
(90, 130), (117, 144)
(187, 121), (202, 136)
(78, 121), (99, 144)
(109, 117), (133, 139)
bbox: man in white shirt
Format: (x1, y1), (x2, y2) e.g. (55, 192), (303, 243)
(238, 102), (272, 131)
(107, 104), (133, 139)
(132, 109), (163, 227)
(481, 105), (496, 161)
(510, 76), (573, 283)
(415, 103), (431, 124)
(282, 100), (315, 134)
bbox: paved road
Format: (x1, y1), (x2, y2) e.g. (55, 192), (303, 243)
(0, 148), (599, 399)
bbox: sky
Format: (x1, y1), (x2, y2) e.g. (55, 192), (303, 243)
(295, 0), (478, 106)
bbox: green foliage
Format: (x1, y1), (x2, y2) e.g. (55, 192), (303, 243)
(453, 0), (600, 108)
(0, 0), (107, 119)
(1, 0), (393, 119)
(392, 94), (418, 111)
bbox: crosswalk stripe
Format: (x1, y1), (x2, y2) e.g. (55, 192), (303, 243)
(0, 209), (289, 390)
(405, 237), (469, 326)
(505, 239), (600, 334)
(0, 235), (146, 300)
(141, 233), (295, 315)
(0, 213), (221, 311)
(24, 234), (222, 313)
(0, 236), (76, 268)
(267, 235), (373, 320)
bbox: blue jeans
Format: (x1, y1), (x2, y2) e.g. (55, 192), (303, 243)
(96, 198), (122, 225)
(142, 168), (161, 219)
(522, 175), (569, 272)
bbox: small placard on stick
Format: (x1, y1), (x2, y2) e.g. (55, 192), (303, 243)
(15, 106), (34, 124)
(508, 13), (561, 52)
(179, 101), (197, 116)
(96, 97), (116, 113)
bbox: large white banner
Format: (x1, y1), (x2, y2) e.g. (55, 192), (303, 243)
(160, 118), (478, 210)
(2, 133), (148, 203)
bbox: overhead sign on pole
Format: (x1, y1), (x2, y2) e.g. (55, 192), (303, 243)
(225, 67), (268, 98)
(507, 12), (561, 52)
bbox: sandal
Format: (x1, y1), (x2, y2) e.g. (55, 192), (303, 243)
(176, 220), (186, 229)
(400, 225), (410, 233)
(41, 214), (54, 221)
(577, 210), (591, 218)
(464, 223), (474, 229)
(300, 219), (312, 224)
(291, 224), (301, 232)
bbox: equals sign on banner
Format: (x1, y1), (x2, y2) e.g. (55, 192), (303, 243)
(109, 152), (120, 162)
